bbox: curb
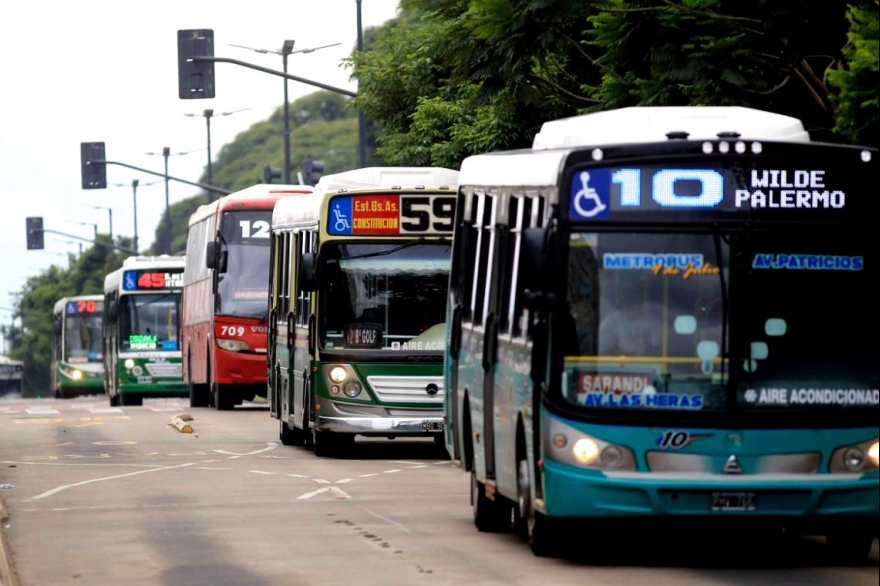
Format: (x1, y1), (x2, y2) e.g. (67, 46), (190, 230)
(0, 493), (21, 586)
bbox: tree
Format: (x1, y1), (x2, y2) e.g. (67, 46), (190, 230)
(348, 0), (878, 165)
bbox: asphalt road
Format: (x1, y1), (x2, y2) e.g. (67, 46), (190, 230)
(0, 394), (877, 586)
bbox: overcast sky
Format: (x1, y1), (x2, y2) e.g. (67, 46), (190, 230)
(0, 0), (401, 324)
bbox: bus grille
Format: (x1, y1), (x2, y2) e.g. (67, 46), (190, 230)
(145, 363), (182, 378)
(366, 375), (444, 404)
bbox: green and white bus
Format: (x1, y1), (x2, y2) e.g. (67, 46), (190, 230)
(444, 106), (878, 560)
(51, 295), (105, 398)
(268, 167), (459, 457)
(103, 255), (187, 406)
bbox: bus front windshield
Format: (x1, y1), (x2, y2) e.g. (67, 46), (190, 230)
(562, 229), (878, 419)
(320, 241), (452, 351)
(64, 314), (103, 363)
(118, 293), (181, 352)
(216, 210), (272, 319)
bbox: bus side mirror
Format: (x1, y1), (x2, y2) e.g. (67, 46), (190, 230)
(299, 252), (318, 291)
(107, 300), (118, 320)
(521, 227), (550, 309)
(53, 319), (62, 335)
(206, 241), (218, 269)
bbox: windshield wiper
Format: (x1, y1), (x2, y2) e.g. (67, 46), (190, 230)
(342, 236), (428, 261)
(712, 225), (730, 398)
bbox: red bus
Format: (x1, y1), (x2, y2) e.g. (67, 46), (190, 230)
(182, 184), (313, 409)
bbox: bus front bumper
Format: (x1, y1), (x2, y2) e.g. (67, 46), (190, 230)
(542, 459), (879, 532)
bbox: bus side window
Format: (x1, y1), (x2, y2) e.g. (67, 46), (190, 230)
(457, 192), (480, 322)
(470, 194), (494, 326)
(510, 197), (536, 338)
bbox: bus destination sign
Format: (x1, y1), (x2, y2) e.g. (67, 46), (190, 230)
(328, 194), (457, 236)
(122, 269), (185, 291)
(66, 299), (103, 315)
(567, 160), (866, 222)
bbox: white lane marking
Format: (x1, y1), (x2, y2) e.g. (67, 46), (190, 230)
(249, 470), (276, 475)
(287, 474), (311, 478)
(200, 459), (221, 463)
(358, 473), (378, 478)
(25, 407), (60, 415)
(313, 478), (331, 484)
(383, 469), (401, 474)
(433, 461), (453, 465)
(363, 508), (417, 536)
(213, 442), (278, 459)
(258, 455), (295, 459)
(23, 463), (195, 501)
(297, 486), (350, 500)
(89, 408), (123, 414)
(335, 479), (352, 484)
(406, 465), (428, 469)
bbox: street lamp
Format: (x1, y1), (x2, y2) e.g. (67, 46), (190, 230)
(145, 147), (198, 255)
(68, 221), (98, 240)
(230, 40), (341, 183)
(88, 205), (113, 240)
(184, 107), (251, 201)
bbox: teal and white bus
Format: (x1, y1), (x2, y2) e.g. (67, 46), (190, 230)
(444, 106), (878, 560)
(103, 255), (187, 406)
(268, 167), (459, 457)
(51, 295), (105, 398)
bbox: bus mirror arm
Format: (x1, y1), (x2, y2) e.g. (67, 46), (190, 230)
(218, 250), (228, 274)
(107, 300), (118, 320)
(529, 318), (548, 383)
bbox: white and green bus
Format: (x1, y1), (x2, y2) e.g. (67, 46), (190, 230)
(103, 255), (187, 406)
(268, 167), (459, 457)
(51, 295), (105, 398)
(445, 106), (878, 560)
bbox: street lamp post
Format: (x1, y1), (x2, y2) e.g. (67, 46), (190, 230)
(131, 179), (139, 254)
(356, 0), (367, 168)
(230, 40), (340, 183)
(163, 147), (171, 254)
(90, 205), (113, 240)
(184, 107), (251, 202)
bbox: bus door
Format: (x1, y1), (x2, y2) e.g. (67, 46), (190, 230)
(472, 194), (502, 479)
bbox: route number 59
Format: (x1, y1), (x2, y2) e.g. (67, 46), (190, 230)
(401, 196), (456, 233)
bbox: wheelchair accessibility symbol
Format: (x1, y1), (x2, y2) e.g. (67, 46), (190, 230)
(333, 203), (351, 232)
(570, 171), (608, 219)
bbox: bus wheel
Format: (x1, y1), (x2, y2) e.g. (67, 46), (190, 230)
(825, 532), (875, 565)
(471, 470), (512, 533)
(528, 509), (557, 557)
(313, 431), (353, 458)
(120, 393), (143, 407)
(188, 355), (210, 408)
(214, 384), (236, 411)
(109, 389), (120, 407)
(514, 459), (530, 537)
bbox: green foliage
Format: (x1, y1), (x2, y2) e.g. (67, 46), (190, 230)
(7, 237), (133, 395)
(828, 0), (879, 147)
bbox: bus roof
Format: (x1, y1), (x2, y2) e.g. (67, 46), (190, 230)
(532, 106), (810, 150)
(188, 184), (314, 226)
(313, 167), (459, 193)
(460, 106), (811, 188)
(104, 255), (186, 292)
(53, 294), (103, 315)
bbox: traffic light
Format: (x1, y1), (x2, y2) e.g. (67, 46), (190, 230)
(303, 156), (325, 186)
(263, 166), (282, 184)
(80, 142), (107, 189)
(177, 29), (215, 99)
(26, 217), (44, 250)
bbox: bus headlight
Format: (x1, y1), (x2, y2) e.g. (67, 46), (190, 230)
(830, 438), (880, 473)
(343, 381), (362, 398)
(545, 416), (636, 471)
(329, 366), (347, 384)
(124, 359), (135, 369)
(217, 338), (250, 352)
(71, 370), (83, 381)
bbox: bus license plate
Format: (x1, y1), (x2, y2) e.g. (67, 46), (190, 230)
(712, 492), (755, 511)
(422, 421), (443, 431)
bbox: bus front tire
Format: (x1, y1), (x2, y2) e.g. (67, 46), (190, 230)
(471, 470), (512, 533)
(279, 417), (301, 446)
(825, 532), (875, 565)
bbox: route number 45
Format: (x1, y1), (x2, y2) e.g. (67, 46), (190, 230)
(220, 325), (245, 337)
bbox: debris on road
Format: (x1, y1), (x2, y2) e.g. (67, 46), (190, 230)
(168, 414), (194, 434)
